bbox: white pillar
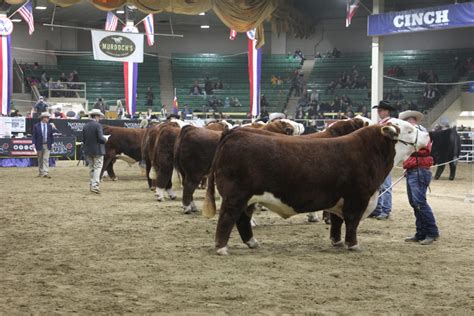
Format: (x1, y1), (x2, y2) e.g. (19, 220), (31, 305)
(371, 0), (384, 123)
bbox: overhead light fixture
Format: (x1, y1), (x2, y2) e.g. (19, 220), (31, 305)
(35, 5), (47, 10)
(116, 10), (124, 14)
(200, 25), (210, 29)
(199, 12), (205, 15)
(11, 18), (22, 22)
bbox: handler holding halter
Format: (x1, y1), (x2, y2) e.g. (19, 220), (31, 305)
(400, 110), (439, 245)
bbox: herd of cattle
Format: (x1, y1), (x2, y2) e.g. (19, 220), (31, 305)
(100, 116), (461, 255)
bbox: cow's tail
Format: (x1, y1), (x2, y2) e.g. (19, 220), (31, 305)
(202, 128), (235, 219)
(173, 125), (193, 182)
(202, 167), (217, 218)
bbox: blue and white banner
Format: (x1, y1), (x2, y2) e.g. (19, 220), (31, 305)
(368, 2), (474, 36)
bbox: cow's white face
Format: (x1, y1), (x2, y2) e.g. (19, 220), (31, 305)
(280, 119), (305, 135)
(387, 118), (430, 165)
(222, 120), (233, 129)
(170, 118), (189, 128)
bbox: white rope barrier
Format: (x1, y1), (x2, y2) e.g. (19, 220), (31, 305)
(383, 75), (474, 86)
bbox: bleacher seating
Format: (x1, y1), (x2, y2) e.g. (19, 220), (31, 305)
(308, 48), (473, 113)
(23, 55), (161, 113)
(172, 53), (301, 114)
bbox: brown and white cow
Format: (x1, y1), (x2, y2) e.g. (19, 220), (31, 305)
(101, 126), (146, 181)
(203, 118), (430, 255)
(174, 119), (305, 213)
(147, 119), (188, 200)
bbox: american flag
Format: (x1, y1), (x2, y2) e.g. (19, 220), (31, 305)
(18, 1), (35, 35)
(229, 29), (237, 40)
(105, 11), (118, 31)
(346, 0), (360, 27)
(143, 14), (155, 46)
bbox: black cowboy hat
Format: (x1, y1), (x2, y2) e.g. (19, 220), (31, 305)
(372, 100), (396, 111)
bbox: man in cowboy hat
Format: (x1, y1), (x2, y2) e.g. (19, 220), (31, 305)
(83, 109), (107, 194)
(370, 100), (397, 219)
(399, 110), (439, 245)
(32, 112), (55, 178)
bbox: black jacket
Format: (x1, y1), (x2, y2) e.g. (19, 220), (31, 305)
(82, 120), (106, 156)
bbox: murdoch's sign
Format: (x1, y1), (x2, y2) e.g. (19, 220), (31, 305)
(99, 35), (136, 58)
(368, 2), (474, 36)
(91, 30), (144, 63)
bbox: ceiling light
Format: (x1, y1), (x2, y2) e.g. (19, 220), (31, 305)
(116, 9), (124, 14)
(11, 18), (22, 22)
(199, 12), (205, 15)
(35, 0), (48, 10)
(200, 25), (210, 29)
(35, 6), (47, 10)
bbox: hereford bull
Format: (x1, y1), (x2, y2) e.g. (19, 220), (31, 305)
(101, 126), (146, 181)
(203, 119), (430, 255)
(174, 119), (305, 213)
(430, 127), (462, 180)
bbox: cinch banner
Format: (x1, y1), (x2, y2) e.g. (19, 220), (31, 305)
(91, 30), (144, 63)
(368, 2), (474, 36)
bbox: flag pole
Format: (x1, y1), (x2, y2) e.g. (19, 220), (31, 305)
(8, 1), (28, 19)
(134, 15), (148, 27)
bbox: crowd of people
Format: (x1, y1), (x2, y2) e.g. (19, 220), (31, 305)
(325, 66), (369, 94)
(24, 65), (81, 98)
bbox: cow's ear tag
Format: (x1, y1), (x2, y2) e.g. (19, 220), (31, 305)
(381, 125), (398, 140)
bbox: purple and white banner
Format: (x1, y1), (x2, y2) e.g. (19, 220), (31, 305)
(368, 2), (474, 36)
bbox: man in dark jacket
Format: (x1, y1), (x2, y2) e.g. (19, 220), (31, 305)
(83, 109), (107, 194)
(32, 112), (55, 178)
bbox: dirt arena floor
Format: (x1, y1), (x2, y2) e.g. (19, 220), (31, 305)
(1, 161), (473, 314)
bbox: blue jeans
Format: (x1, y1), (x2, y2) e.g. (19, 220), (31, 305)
(371, 174), (392, 216)
(406, 169), (439, 239)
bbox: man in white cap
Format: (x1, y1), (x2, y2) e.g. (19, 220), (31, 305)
(399, 110), (439, 245)
(32, 112), (55, 178)
(82, 109), (107, 194)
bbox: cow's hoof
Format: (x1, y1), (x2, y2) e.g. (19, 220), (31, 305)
(250, 218), (257, 227)
(112, 177), (118, 181)
(331, 240), (344, 248)
(169, 195), (177, 201)
(216, 247), (229, 256)
(307, 213), (320, 223)
(156, 197), (164, 202)
(245, 238), (260, 249)
(150, 187), (156, 191)
(183, 205), (193, 214)
(324, 219), (331, 225)
(348, 244), (361, 251)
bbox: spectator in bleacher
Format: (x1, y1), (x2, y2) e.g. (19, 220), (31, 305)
(72, 70), (79, 83)
(216, 80), (224, 89)
(325, 80), (336, 95)
(387, 66), (397, 77)
(34, 97), (48, 118)
(426, 70), (439, 83)
(182, 105), (192, 119)
(288, 72), (299, 97)
(260, 107), (269, 120)
(160, 104), (168, 119)
(116, 100), (124, 119)
(297, 92), (309, 108)
(59, 72), (68, 82)
(93, 98), (108, 114)
(190, 80), (203, 95)
(422, 86), (437, 107)
(310, 90), (319, 103)
(344, 107), (355, 118)
(332, 47), (341, 58)
(341, 94), (352, 107)
(54, 107), (66, 119)
(40, 71), (49, 89)
(204, 77), (213, 95)
(360, 105), (369, 118)
(294, 49), (305, 66)
(146, 86), (154, 108)
(297, 74), (306, 96)
(271, 75), (278, 85)
(356, 76), (369, 89)
(224, 97), (230, 108)
(417, 68), (429, 82)
(51, 80), (65, 97)
(295, 107), (305, 120)
(229, 96), (240, 107)
(260, 95), (270, 108)
(307, 104), (318, 119)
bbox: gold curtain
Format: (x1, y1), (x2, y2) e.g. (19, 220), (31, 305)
(8, 0), (309, 47)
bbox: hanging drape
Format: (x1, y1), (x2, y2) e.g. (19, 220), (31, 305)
(6, 0), (315, 46)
